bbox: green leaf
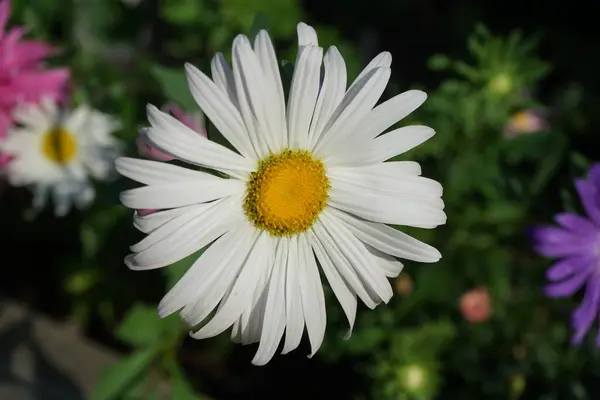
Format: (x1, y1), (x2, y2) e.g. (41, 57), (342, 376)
(116, 304), (166, 346)
(151, 65), (197, 112)
(172, 375), (203, 400)
(248, 12), (270, 41)
(91, 347), (157, 400)
(428, 54), (451, 71)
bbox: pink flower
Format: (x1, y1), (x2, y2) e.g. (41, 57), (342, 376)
(503, 109), (548, 139)
(136, 102), (206, 161)
(459, 287), (491, 323)
(136, 102), (206, 216)
(0, 0), (69, 164)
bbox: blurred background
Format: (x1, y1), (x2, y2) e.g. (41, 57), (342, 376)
(1, 0), (600, 399)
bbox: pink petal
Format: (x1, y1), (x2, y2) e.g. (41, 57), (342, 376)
(136, 134), (174, 161)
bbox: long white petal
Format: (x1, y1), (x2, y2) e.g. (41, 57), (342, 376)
(366, 245), (405, 278)
(298, 234), (326, 357)
(320, 211), (393, 304)
(307, 46), (347, 149)
(184, 63), (257, 160)
(315, 67), (391, 158)
(237, 236), (277, 345)
(158, 222), (249, 317)
(328, 165), (443, 198)
(133, 205), (198, 234)
(210, 53), (238, 105)
(330, 126), (435, 167)
(125, 197), (244, 271)
(329, 180), (446, 228)
(328, 207), (441, 262)
(308, 231), (357, 339)
(254, 30), (287, 151)
(232, 35), (272, 157)
(252, 238), (289, 365)
(180, 225), (259, 326)
(351, 90), (427, 141)
(312, 220), (379, 308)
(348, 51), (392, 92)
(115, 157), (221, 186)
(145, 105), (253, 178)
(191, 232), (270, 339)
(120, 178), (244, 210)
(287, 45), (323, 148)
(282, 236), (305, 354)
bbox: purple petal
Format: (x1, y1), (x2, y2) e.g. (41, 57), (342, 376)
(544, 264), (594, 298)
(531, 226), (594, 258)
(587, 163), (600, 190)
(546, 255), (594, 281)
(575, 179), (600, 226)
(554, 212), (597, 236)
(571, 273), (600, 344)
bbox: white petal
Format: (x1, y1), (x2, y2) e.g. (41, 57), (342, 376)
(348, 51), (392, 92)
(120, 178), (244, 210)
(191, 232), (271, 339)
(366, 245), (404, 278)
(130, 203), (214, 253)
(254, 30), (287, 151)
(158, 222), (251, 317)
(184, 63), (257, 160)
(145, 105), (253, 178)
(287, 45), (323, 148)
(297, 22), (318, 46)
(328, 164), (443, 197)
(180, 225), (259, 326)
(308, 231), (357, 339)
(210, 53), (238, 105)
(328, 207), (441, 262)
(329, 180), (446, 228)
(312, 220), (379, 308)
(282, 236), (305, 354)
(115, 157), (221, 186)
(307, 46), (347, 149)
(351, 90), (427, 141)
(331, 126), (435, 167)
(252, 238), (289, 365)
(315, 67), (391, 158)
(125, 197), (244, 271)
(320, 210), (393, 303)
(232, 35), (272, 156)
(133, 205), (199, 234)
(298, 234), (326, 357)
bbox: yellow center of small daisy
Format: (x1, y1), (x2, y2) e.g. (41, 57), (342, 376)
(244, 149), (330, 236)
(41, 128), (77, 164)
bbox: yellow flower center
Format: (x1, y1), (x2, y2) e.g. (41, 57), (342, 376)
(243, 149), (330, 236)
(41, 128), (77, 164)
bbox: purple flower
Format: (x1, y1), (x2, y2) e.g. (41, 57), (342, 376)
(531, 163), (600, 345)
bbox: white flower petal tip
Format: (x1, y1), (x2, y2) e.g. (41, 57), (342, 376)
(297, 22), (318, 46)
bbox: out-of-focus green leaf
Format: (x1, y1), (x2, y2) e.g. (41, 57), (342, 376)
(248, 12), (270, 40)
(116, 303), (168, 346)
(91, 347), (157, 400)
(151, 65), (197, 112)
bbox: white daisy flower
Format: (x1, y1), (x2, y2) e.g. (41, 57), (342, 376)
(116, 22), (446, 365)
(1, 98), (122, 216)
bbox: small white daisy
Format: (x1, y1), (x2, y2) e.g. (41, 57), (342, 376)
(116, 22), (446, 365)
(1, 98), (122, 216)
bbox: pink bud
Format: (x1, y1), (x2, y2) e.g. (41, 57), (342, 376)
(459, 287), (491, 323)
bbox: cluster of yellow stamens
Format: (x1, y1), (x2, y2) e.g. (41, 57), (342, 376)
(243, 149), (330, 236)
(41, 127), (77, 164)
